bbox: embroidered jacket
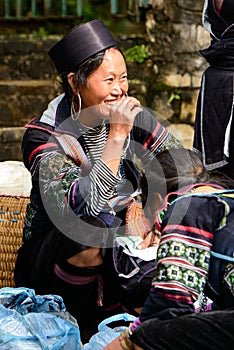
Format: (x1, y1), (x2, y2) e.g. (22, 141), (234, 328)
(22, 93), (181, 242)
(138, 185), (234, 325)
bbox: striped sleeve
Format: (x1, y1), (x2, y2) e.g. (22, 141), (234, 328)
(34, 147), (121, 218)
(70, 158), (121, 217)
(23, 125), (122, 218)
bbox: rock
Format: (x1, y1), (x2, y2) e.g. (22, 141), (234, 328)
(167, 123), (194, 149)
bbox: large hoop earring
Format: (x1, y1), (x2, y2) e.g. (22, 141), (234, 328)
(71, 93), (82, 121)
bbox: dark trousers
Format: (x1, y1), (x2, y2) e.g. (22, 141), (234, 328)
(130, 308), (234, 350)
(14, 228), (122, 337)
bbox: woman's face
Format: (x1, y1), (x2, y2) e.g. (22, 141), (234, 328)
(79, 48), (128, 108)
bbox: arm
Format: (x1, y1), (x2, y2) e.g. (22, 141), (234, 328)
(22, 96), (142, 219)
(104, 331), (143, 350)
(66, 96), (142, 216)
(23, 129), (120, 219)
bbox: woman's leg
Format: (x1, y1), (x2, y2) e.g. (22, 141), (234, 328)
(14, 227), (122, 342)
(14, 228), (104, 340)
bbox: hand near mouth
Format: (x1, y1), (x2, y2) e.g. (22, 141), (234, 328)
(100, 95), (142, 176)
(106, 95), (142, 140)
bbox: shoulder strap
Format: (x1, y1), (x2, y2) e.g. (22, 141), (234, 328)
(55, 133), (91, 175)
(211, 251), (234, 262)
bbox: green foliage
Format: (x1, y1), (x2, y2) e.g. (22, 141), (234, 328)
(31, 27), (49, 38)
(124, 44), (149, 64)
(168, 92), (181, 104)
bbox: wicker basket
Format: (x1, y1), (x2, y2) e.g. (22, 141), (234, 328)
(0, 195), (29, 288)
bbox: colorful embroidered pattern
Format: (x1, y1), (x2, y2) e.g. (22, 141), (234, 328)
(153, 231), (212, 303)
(224, 263), (234, 296)
(39, 153), (82, 214)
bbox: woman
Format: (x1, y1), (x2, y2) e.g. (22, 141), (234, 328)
(105, 148), (234, 349)
(14, 20), (181, 340)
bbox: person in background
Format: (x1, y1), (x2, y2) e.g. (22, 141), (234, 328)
(105, 148), (234, 350)
(14, 19), (181, 341)
(193, 0), (234, 179)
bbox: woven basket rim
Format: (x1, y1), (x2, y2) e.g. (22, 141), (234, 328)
(0, 194), (30, 199)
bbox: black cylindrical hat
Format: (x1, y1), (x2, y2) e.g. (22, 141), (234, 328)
(48, 19), (118, 74)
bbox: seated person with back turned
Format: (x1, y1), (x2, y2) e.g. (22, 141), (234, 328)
(105, 148), (234, 350)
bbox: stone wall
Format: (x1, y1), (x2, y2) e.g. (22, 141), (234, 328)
(0, 0), (209, 160)
(145, 0), (210, 124)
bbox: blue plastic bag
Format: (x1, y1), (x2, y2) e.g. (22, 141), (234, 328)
(82, 313), (136, 349)
(0, 287), (66, 314)
(0, 287), (81, 350)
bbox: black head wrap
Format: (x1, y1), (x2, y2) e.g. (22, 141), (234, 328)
(48, 19), (118, 74)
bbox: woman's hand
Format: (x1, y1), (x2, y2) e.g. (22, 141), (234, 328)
(101, 96), (141, 175)
(107, 96), (142, 140)
(137, 228), (161, 250)
(103, 334), (143, 350)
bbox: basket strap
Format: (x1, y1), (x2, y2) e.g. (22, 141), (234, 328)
(55, 134), (91, 175)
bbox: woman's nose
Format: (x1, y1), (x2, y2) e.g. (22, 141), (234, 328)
(111, 82), (122, 95)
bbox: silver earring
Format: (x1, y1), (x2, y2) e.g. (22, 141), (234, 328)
(71, 93), (82, 121)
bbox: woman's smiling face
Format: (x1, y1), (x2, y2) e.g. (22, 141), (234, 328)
(79, 48), (128, 109)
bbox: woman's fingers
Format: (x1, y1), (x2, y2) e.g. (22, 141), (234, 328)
(108, 97), (142, 135)
(91, 95), (141, 121)
(138, 233), (152, 249)
(138, 230), (161, 249)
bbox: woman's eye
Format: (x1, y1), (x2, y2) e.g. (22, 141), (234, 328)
(120, 75), (128, 82)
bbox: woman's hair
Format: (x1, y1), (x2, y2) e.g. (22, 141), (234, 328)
(141, 148), (234, 204)
(60, 46), (125, 102)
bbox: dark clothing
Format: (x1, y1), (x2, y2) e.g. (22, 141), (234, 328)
(20, 94), (179, 244)
(193, 61), (234, 178)
(202, 0), (234, 40)
(129, 185), (234, 348)
(193, 0), (234, 179)
(14, 93), (181, 335)
(140, 187), (234, 322)
(130, 308), (234, 350)
(15, 226), (121, 332)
